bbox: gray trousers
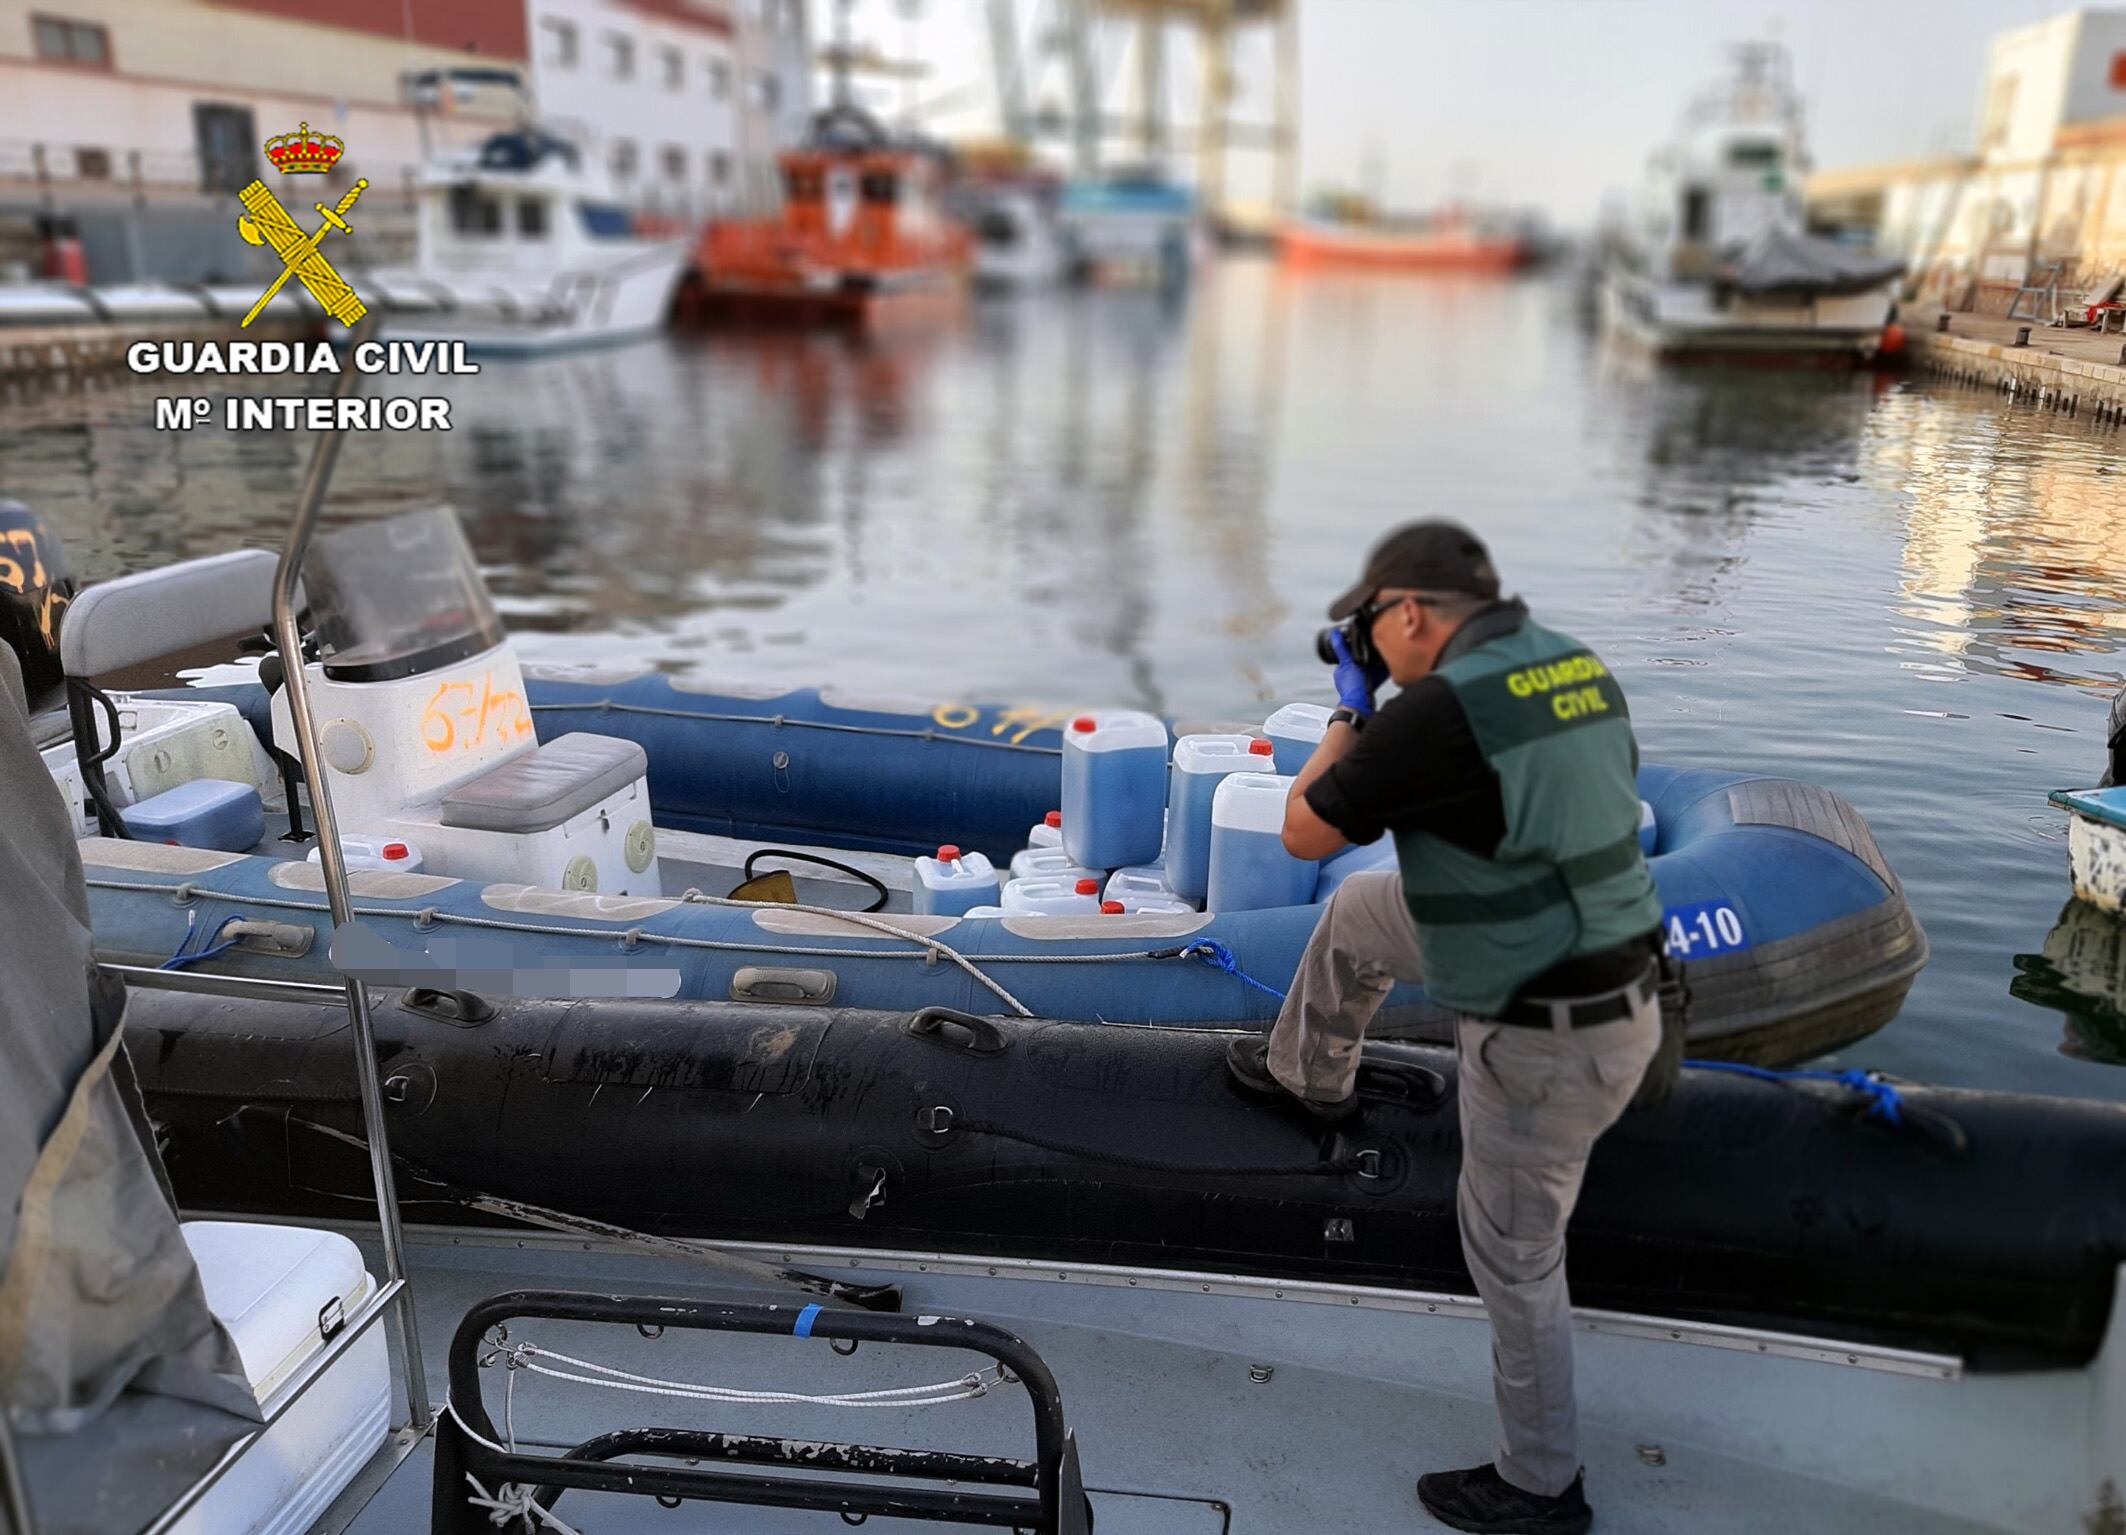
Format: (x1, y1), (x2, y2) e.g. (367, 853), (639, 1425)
(1266, 870), (1659, 1497)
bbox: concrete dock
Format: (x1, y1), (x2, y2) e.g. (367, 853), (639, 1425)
(1903, 304), (2126, 426)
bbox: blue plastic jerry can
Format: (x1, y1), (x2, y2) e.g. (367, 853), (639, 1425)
(1060, 710), (1168, 872)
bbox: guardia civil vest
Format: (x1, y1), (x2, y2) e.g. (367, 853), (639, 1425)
(1393, 611), (1661, 1018)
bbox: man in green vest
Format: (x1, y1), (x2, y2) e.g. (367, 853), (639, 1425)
(1226, 520), (1664, 1535)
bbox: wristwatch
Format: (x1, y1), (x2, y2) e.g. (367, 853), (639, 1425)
(1328, 706), (1366, 732)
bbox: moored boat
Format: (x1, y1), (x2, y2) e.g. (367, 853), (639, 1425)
(1279, 199), (1533, 272)
(1598, 43), (1902, 362)
(679, 103), (967, 330)
(22, 504), (1923, 1064)
(367, 69), (689, 356)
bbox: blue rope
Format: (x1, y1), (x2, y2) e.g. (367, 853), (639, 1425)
(158, 912), (240, 971)
(1182, 939), (1289, 1002)
(1683, 1059), (1905, 1127)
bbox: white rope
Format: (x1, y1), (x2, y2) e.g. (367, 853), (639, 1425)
(503, 1340), (1001, 1408)
(464, 1473), (583, 1535)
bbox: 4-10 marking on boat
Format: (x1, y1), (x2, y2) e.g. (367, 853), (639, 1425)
(1662, 900), (1749, 958)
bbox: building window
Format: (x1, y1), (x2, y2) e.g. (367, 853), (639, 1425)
(604, 32), (634, 80)
(709, 150), (731, 186)
(751, 0), (774, 27)
(752, 71), (780, 112)
(540, 17), (577, 68)
(661, 144), (686, 182)
(1982, 74), (2018, 151)
(74, 146), (112, 179)
(32, 15), (111, 67)
(659, 44), (682, 90)
(517, 197), (548, 238)
(610, 138), (637, 181)
(707, 56), (730, 100)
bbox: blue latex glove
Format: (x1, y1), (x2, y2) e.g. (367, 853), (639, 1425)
(1328, 629), (1388, 717)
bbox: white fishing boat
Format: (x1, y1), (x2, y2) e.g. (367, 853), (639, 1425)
(967, 184), (1067, 291)
(1599, 43), (1902, 361)
(367, 69), (687, 356)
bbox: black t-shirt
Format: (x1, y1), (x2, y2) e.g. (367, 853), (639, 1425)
(1304, 614), (1659, 1003)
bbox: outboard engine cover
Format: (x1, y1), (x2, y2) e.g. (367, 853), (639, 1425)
(0, 500), (77, 706)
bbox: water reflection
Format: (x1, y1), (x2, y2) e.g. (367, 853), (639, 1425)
(2010, 897), (2126, 1066)
(1875, 399), (2126, 694)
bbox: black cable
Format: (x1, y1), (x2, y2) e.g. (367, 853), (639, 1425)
(739, 849), (890, 914)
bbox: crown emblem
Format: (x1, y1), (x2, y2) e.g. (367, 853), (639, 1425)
(263, 121), (343, 175)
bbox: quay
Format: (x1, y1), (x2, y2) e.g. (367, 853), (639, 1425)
(1903, 306), (2126, 425)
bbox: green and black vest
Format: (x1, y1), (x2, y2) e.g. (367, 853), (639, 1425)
(1394, 608), (1661, 1018)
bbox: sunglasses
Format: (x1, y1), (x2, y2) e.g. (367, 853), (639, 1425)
(1357, 592), (1446, 626)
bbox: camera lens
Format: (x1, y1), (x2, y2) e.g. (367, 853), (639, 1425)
(1315, 626), (1342, 666)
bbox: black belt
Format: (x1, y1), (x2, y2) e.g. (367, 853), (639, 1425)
(1490, 966), (1658, 1030)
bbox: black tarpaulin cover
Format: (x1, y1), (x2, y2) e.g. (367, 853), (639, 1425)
(1725, 226), (1904, 298)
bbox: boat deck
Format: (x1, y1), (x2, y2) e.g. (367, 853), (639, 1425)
(309, 1225), (2026, 1535)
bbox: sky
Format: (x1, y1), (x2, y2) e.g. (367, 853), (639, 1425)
(815, 0), (2084, 225)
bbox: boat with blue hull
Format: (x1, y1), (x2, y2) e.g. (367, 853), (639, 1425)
(83, 675), (1927, 1063)
(20, 506), (1922, 1064)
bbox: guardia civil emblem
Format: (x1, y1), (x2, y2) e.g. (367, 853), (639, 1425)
(235, 122), (367, 329)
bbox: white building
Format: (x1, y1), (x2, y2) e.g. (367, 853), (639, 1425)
(1808, 8), (2126, 310)
(526, 0), (810, 221)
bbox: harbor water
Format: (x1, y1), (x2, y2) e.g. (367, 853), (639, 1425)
(8, 261), (2126, 1100)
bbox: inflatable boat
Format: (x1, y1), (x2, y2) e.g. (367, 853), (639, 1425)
(35, 508), (1924, 1064)
(128, 986), (2126, 1372)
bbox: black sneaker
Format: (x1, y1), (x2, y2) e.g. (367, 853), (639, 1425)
(1223, 1039), (1358, 1122)
(1416, 1463), (1592, 1535)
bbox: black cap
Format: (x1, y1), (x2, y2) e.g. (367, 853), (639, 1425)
(1327, 520), (1500, 619)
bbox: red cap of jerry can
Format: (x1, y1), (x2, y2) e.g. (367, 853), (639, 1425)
(1071, 716), (1096, 733)
(1044, 810), (1062, 827)
(1248, 738), (1273, 755)
(936, 844), (960, 862)
(382, 842), (409, 861)
(1074, 878), (1100, 895)
(1100, 900), (1125, 914)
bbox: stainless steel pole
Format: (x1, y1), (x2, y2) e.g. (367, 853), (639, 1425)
(268, 313), (431, 1430)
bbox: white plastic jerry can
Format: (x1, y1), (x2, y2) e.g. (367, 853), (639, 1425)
(1000, 874), (1105, 917)
(1060, 710), (1168, 872)
(306, 833), (426, 875)
(1105, 864), (1195, 912)
(1027, 810), (1064, 850)
(1263, 701), (1335, 777)
(913, 844), (1002, 916)
(1207, 772), (1318, 912)
(1167, 734), (1271, 904)
(1009, 846), (1102, 883)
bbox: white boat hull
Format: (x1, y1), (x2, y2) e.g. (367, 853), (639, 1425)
(1600, 262), (1894, 359)
(371, 242), (688, 356)
(2066, 811), (2126, 913)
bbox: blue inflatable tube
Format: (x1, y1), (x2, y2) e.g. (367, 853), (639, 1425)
(102, 674), (1925, 1064)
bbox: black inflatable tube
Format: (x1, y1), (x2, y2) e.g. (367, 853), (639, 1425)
(125, 987), (2126, 1372)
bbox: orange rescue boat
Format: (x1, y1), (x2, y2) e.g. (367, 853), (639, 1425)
(679, 106), (967, 329)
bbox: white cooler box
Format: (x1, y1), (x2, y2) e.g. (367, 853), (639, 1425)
(173, 1222), (390, 1535)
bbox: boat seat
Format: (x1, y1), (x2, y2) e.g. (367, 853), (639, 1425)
(439, 730), (647, 833)
(174, 1221), (387, 1535)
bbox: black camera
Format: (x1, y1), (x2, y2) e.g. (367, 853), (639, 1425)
(1315, 618), (1377, 671)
